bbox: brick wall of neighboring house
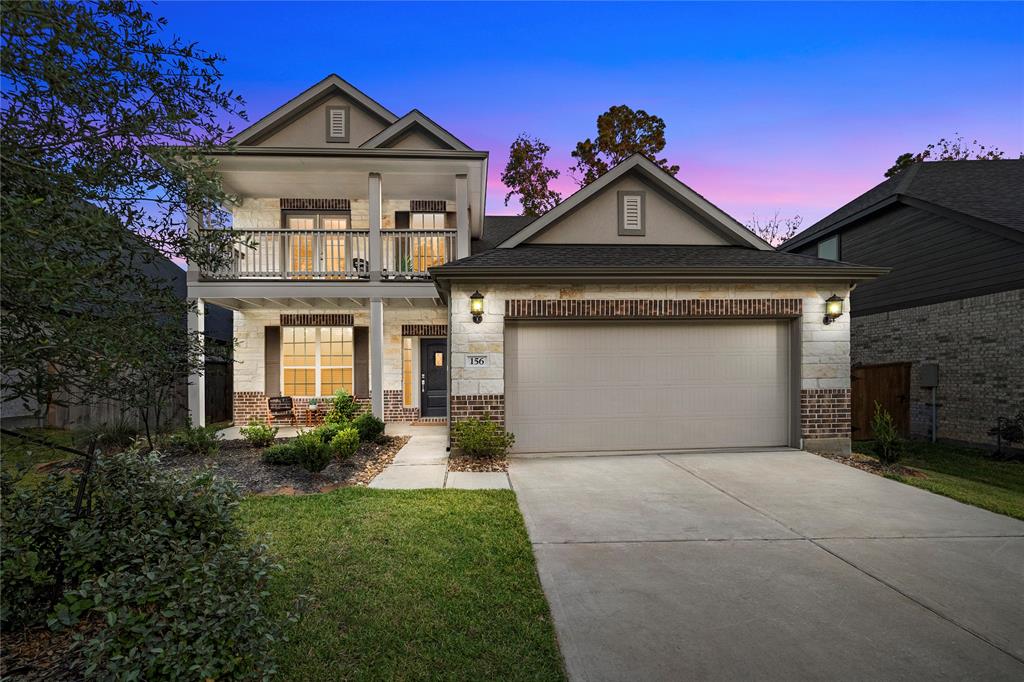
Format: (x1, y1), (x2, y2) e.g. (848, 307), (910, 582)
(231, 306), (446, 423)
(852, 289), (1024, 445)
(449, 282), (853, 453)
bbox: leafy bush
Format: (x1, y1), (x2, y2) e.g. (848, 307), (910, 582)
(292, 430), (332, 473)
(165, 418), (220, 456)
(452, 414), (516, 459)
(1, 452), (283, 678)
(311, 421), (346, 445)
(353, 413), (385, 443)
(324, 389), (361, 425)
(262, 442), (298, 466)
(74, 420), (139, 450)
(330, 427), (360, 460)
(240, 419), (278, 447)
(871, 401), (902, 466)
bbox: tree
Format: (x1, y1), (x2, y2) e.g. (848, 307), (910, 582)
(885, 133), (1007, 178)
(745, 212), (803, 247)
(501, 134), (561, 217)
(570, 105), (679, 186)
(1, 0), (243, 424)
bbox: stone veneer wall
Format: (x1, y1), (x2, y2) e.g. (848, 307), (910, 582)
(852, 289), (1024, 445)
(232, 306), (446, 423)
(449, 282), (853, 452)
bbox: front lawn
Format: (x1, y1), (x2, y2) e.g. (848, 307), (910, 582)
(855, 439), (1024, 520)
(239, 488), (565, 681)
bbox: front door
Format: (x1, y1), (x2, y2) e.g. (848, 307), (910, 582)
(420, 339), (447, 418)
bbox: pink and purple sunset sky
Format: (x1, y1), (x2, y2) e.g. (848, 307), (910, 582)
(158, 1), (1023, 230)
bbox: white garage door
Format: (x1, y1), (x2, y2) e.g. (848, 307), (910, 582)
(504, 320), (791, 454)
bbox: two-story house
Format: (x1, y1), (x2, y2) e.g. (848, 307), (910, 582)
(186, 74), (885, 456)
(780, 160), (1024, 445)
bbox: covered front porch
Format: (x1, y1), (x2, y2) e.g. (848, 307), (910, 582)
(187, 290), (449, 427)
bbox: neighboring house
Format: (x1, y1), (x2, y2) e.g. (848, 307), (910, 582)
(780, 160), (1024, 445)
(1, 246), (233, 430)
(185, 74), (885, 455)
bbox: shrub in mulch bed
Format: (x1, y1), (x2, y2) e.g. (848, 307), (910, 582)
(160, 435), (409, 494)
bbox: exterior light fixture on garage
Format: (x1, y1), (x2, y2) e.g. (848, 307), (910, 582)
(469, 290), (485, 323)
(823, 294), (844, 325)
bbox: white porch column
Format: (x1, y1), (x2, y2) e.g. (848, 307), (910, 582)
(185, 210), (202, 284)
(187, 297), (206, 426)
(368, 172), (382, 282)
(369, 297), (384, 418)
(455, 173), (470, 259)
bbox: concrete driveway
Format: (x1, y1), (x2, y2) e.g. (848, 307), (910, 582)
(510, 450), (1024, 681)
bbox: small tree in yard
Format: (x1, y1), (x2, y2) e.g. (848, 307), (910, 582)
(501, 134), (561, 217)
(570, 105), (679, 186)
(871, 401), (902, 467)
(1, 0), (244, 427)
(745, 212), (803, 247)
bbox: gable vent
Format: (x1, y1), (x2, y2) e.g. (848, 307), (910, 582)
(618, 191), (646, 235)
(326, 106), (349, 142)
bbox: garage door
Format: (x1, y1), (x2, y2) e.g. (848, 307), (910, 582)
(504, 320), (791, 454)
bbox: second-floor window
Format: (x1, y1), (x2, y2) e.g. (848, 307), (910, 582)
(410, 212), (446, 229)
(817, 234), (840, 261)
(283, 211), (351, 276)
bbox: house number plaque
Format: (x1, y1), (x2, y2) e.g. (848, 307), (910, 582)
(466, 355), (489, 368)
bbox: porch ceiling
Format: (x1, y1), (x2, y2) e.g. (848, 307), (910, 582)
(192, 281), (446, 311)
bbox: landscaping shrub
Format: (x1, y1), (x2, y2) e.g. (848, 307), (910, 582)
(311, 421), (346, 445)
(240, 419), (278, 447)
(74, 420), (139, 451)
(262, 442), (298, 466)
(324, 388), (361, 425)
(330, 427), (360, 460)
(353, 412), (385, 443)
(452, 414), (516, 459)
(165, 418), (220, 456)
(871, 401), (902, 466)
(0, 452), (282, 679)
(292, 430), (332, 473)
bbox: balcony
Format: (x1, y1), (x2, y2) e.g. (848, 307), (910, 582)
(201, 228), (457, 281)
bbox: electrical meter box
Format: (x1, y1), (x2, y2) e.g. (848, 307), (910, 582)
(919, 363), (939, 388)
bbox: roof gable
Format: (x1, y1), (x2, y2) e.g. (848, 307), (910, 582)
(360, 110), (472, 151)
(499, 155), (770, 250)
(231, 74), (398, 147)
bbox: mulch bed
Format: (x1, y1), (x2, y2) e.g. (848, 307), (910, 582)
(816, 450), (928, 479)
(0, 622), (96, 682)
(159, 435), (409, 495)
(447, 453), (507, 472)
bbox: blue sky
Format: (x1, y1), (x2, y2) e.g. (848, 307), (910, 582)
(155, 1), (1024, 226)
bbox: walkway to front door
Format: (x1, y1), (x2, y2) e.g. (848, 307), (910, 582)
(511, 450), (1024, 681)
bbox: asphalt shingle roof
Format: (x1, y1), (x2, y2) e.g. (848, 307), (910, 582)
(474, 216), (535, 253)
(436, 244), (874, 271)
(782, 159), (1024, 250)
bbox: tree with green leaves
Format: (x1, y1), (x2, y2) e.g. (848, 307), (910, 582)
(570, 105), (679, 186)
(1, 0), (242, 429)
(501, 134), (562, 217)
(885, 133), (1008, 178)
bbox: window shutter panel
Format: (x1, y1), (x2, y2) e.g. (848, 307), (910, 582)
(353, 327), (369, 398)
(622, 195), (642, 231)
(394, 211), (410, 230)
(265, 326), (281, 397)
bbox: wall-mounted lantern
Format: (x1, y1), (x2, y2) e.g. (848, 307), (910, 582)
(823, 294), (844, 325)
(469, 290), (485, 324)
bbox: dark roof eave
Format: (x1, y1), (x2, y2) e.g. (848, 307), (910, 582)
(161, 145), (488, 160)
(430, 265), (890, 283)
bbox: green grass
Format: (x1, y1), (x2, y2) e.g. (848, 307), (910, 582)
(239, 488), (565, 682)
(855, 439), (1024, 520)
(0, 427), (78, 486)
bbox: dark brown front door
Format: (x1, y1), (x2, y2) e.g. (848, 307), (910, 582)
(851, 363), (911, 438)
(420, 339), (447, 418)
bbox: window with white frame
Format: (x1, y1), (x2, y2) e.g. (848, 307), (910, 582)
(282, 326), (353, 397)
(410, 212), (446, 229)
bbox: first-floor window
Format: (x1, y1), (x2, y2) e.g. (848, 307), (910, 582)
(282, 326), (353, 397)
(402, 337), (415, 407)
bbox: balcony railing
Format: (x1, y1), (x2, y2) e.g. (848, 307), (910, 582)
(200, 228), (457, 281)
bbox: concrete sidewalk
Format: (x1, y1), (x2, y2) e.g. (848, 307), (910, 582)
(368, 423), (510, 490)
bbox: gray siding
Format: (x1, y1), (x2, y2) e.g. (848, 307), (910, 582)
(793, 204), (1024, 315)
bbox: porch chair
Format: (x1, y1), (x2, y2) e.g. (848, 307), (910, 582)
(267, 396), (296, 426)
